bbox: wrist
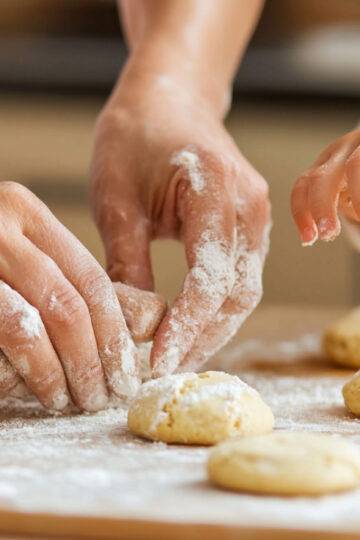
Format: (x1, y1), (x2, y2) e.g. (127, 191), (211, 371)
(114, 39), (233, 119)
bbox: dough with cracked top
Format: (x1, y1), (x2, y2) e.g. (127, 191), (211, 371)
(127, 371), (274, 445)
(208, 432), (360, 496)
(324, 308), (360, 368)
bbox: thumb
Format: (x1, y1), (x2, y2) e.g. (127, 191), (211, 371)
(101, 203), (154, 291)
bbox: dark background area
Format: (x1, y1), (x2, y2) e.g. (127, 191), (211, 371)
(0, 0), (359, 306)
(0, 0), (359, 97)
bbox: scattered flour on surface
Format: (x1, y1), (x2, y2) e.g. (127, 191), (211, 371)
(0, 306), (360, 532)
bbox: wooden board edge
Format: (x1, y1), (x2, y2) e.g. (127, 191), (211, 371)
(0, 509), (359, 540)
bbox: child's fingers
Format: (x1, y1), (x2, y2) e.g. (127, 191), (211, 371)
(290, 177), (318, 245)
(307, 162), (344, 241)
(291, 130), (360, 245)
(346, 146), (360, 218)
(306, 135), (360, 240)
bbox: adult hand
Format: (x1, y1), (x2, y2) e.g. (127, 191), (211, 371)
(91, 65), (270, 376)
(0, 276), (166, 405)
(0, 182), (165, 411)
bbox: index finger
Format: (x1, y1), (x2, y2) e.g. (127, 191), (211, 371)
(23, 196), (140, 398)
(151, 148), (237, 376)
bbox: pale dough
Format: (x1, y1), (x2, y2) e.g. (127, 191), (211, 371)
(343, 370), (360, 416)
(208, 432), (360, 496)
(324, 308), (360, 368)
(127, 371), (274, 445)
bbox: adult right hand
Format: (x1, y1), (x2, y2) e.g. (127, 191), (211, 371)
(0, 182), (165, 412)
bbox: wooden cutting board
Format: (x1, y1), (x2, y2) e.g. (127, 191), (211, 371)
(0, 305), (359, 540)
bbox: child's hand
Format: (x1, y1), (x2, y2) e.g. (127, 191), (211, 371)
(291, 128), (360, 245)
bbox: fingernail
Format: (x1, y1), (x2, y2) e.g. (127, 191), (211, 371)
(317, 218), (340, 242)
(110, 371), (141, 398)
(51, 390), (70, 411)
(83, 387), (108, 412)
(301, 227), (318, 247)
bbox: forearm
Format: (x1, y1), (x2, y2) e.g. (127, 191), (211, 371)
(118, 0), (264, 117)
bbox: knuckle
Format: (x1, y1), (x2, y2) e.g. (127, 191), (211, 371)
(78, 267), (117, 313)
(0, 182), (47, 230)
(230, 254), (264, 312)
(0, 181), (30, 200)
(204, 152), (231, 178)
(175, 144), (231, 183)
(44, 284), (88, 326)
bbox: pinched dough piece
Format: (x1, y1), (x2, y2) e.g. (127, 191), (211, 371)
(113, 282), (167, 342)
(343, 371), (360, 416)
(127, 371), (274, 445)
(324, 308), (360, 368)
(208, 432), (360, 496)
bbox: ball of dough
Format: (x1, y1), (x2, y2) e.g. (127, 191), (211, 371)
(343, 370), (360, 416)
(208, 432), (360, 496)
(324, 309), (360, 368)
(127, 371), (274, 445)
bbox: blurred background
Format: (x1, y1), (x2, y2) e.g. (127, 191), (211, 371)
(0, 0), (359, 307)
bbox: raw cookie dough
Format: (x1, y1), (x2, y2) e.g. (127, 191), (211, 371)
(127, 371), (274, 445)
(343, 370), (360, 416)
(208, 432), (360, 496)
(324, 308), (360, 368)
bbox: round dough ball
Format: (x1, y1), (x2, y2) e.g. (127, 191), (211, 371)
(127, 371), (274, 445)
(208, 432), (360, 496)
(324, 309), (360, 368)
(343, 370), (360, 416)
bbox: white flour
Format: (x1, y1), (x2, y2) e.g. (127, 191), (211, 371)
(0, 282), (42, 339)
(171, 149), (205, 193)
(180, 380), (256, 408)
(1, 314), (360, 533)
(192, 232), (235, 300)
